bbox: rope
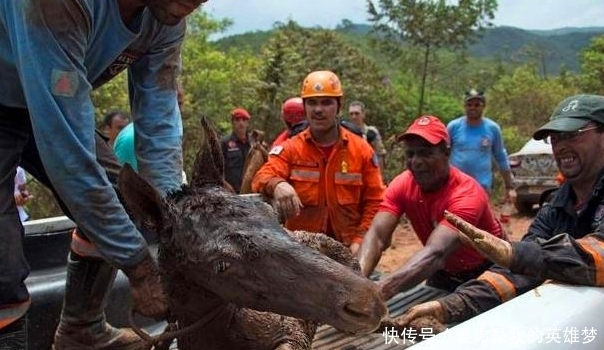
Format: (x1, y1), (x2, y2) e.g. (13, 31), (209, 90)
(128, 307), (224, 349)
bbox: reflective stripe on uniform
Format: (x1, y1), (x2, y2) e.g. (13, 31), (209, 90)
(334, 172), (362, 182)
(70, 229), (103, 259)
(291, 169), (320, 180)
(577, 235), (604, 286)
(477, 270), (517, 302)
(0, 299), (30, 329)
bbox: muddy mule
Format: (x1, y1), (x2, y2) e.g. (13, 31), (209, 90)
(118, 117), (386, 349)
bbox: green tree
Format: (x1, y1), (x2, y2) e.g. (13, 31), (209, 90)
(180, 11), (260, 175)
(367, 0), (497, 116)
(579, 35), (604, 95)
(254, 21), (409, 141)
(488, 64), (579, 151)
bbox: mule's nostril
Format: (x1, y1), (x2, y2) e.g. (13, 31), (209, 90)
(343, 303), (368, 319)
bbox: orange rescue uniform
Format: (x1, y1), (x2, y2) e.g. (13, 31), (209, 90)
(252, 127), (385, 245)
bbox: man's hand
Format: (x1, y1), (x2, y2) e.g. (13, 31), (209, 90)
(505, 188), (517, 204)
(396, 300), (445, 328)
(14, 184), (33, 206)
(273, 182), (303, 219)
(123, 252), (168, 320)
(349, 242), (360, 255)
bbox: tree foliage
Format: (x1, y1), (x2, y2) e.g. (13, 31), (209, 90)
(367, 0), (497, 115)
(580, 35), (604, 95)
(487, 64), (579, 152)
(253, 21), (411, 143)
(25, 8), (604, 219)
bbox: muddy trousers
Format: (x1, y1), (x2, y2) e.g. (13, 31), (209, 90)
(52, 252), (143, 350)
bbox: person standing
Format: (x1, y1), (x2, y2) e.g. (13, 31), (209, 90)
(252, 70), (385, 254)
(0, 0), (209, 348)
(221, 108), (252, 193)
(357, 115), (504, 297)
(348, 101), (387, 171)
(447, 89), (516, 202)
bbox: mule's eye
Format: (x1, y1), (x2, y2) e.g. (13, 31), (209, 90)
(214, 260), (230, 273)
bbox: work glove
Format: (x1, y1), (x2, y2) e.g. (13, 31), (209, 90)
(395, 300), (446, 329)
(444, 210), (513, 268)
(122, 251), (168, 319)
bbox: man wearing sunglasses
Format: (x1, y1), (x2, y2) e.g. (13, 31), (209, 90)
(396, 94), (604, 331)
(447, 89), (516, 202)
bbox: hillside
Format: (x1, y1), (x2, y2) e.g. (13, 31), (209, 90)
(213, 24), (604, 73)
(468, 26), (604, 71)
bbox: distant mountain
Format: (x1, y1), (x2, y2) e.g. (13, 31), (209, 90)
(468, 26), (604, 71)
(528, 27), (604, 36)
(213, 24), (604, 73)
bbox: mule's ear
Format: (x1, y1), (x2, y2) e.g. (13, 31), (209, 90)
(118, 164), (167, 231)
(191, 116), (224, 188)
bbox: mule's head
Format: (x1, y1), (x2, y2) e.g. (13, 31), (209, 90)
(118, 117), (386, 334)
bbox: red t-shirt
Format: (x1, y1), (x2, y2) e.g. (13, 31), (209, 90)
(380, 166), (503, 273)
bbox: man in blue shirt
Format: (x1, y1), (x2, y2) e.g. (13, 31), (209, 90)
(447, 89), (516, 202)
(0, 1), (208, 349)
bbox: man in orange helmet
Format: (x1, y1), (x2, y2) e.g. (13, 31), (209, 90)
(272, 97), (307, 147)
(252, 70), (385, 254)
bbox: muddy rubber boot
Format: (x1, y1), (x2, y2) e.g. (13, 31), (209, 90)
(0, 316), (27, 350)
(52, 253), (144, 350)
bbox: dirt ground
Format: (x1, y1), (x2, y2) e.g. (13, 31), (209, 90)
(376, 205), (534, 273)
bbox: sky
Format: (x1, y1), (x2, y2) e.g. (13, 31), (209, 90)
(203, 0), (604, 38)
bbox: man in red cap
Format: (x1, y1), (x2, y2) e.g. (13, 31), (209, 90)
(221, 107), (252, 193)
(357, 115), (507, 297)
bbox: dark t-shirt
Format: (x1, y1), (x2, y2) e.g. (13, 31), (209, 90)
(221, 133), (250, 193)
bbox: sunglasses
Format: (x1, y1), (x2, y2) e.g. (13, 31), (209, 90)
(545, 125), (599, 144)
(349, 111), (362, 116)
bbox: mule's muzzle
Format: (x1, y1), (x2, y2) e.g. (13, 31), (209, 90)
(338, 283), (388, 334)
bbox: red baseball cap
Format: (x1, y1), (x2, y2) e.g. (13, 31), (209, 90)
(397, 115), (450, 145)
(231, 108), (251, 120)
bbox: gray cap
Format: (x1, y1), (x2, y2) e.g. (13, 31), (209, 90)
(465, 89), (485, 102)
(533, 94), (604, 140)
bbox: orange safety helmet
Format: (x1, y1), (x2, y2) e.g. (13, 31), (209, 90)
(300, 70), (343, 99)
(281, 97), (305, 124)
